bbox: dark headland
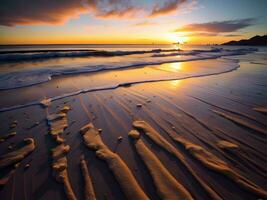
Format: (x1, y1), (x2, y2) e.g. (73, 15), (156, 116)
(222, 35), (267, 46)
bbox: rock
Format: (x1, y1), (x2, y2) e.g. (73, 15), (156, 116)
(14, 163), (20, 168)
(10, 132), (16, 137)
(24, 163), (30, 169)
(117, 136), (123, 141)
(136, 104), (142, 108)
(40, 98), (51, 108)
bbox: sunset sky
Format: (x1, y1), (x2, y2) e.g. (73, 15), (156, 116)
(0, 0), (266, 45)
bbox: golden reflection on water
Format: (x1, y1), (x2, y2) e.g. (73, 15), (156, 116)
(170, 80), (182, 87)
(155, 62), (184, 73)
(169, 62), (182, 71)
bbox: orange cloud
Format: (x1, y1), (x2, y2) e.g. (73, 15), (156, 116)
(133, 21), (157, 27)
(0, 0), (197, 26)
(0, 0), (88, 26)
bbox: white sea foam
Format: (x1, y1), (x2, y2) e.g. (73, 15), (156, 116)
(0, 49), (175, 61)
(0, 48), (257, 90)
(0, 58), (241, 112)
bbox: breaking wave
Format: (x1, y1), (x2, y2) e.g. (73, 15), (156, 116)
(0, 47), (257, 90)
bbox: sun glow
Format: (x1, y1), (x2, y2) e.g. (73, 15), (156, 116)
(166, 33), (189, 44)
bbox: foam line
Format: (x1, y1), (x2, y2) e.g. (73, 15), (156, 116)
(0, 62), (239, 113)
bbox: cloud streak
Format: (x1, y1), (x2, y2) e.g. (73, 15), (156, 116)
(150, 0), (194, 17)
(88, 0), (140, 18)
(175, 18), (255, 33)
(150, 0), (187, 17)
(133, 21), (157, 27)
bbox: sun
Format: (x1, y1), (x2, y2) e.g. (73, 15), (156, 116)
(165, 32), (189, 44)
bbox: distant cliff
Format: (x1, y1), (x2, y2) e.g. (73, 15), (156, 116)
(222, 35), (267, 46)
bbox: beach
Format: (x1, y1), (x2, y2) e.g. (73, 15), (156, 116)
(0, 45), (266, 200)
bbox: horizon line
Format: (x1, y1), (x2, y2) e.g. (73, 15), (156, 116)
(0, 43), (218, 46)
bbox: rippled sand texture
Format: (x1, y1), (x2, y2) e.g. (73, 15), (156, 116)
(0, 138), (35, 186)
(48, 106), (77, 200)
(128, 130), (193, 200)
(80, 123), (149, 200)
(0, 52), (266, 200)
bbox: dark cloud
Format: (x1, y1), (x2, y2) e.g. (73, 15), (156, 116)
(88, 0), (139, 18)
(0, 0), (140, 26)
(0, 0), (196, 26)
(175, 18), (255, 33)
(184, 32), (243, 37)
(94, 0), (195, 18)
(150, 0), (189, 17)
(0, 0), (87, 26)
(187, 32), (219, 36)
(223, 34), (242, 37)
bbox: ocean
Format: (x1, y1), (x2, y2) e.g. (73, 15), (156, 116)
(0, 44), (260, 90)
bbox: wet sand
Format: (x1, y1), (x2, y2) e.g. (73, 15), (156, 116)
(0, 53), (266, 200)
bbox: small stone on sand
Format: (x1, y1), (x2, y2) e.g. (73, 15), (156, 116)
(14, 163), (20, 168)
(40, 98), (51, 108)
(10, 132), (16, 136)
(24, 163), (30, 169)
(117, 136), (123, 141)
(136, 104), (142, 108)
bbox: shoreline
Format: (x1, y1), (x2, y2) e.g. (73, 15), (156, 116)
(0, 58), (239, 112)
